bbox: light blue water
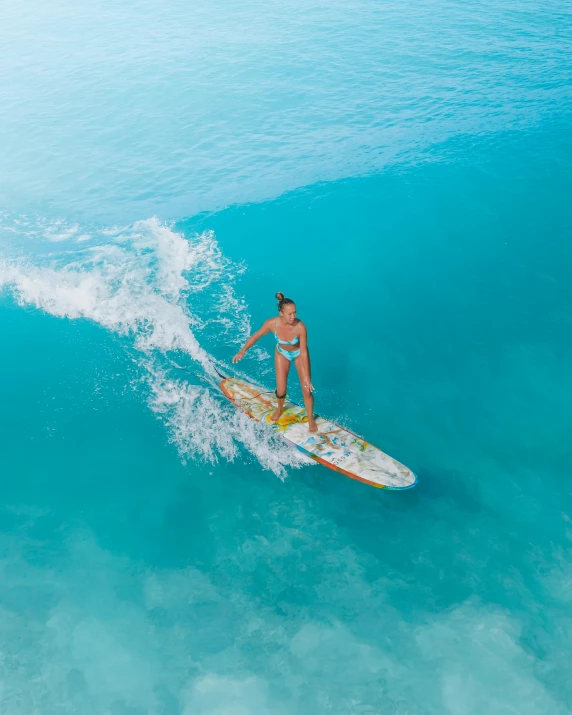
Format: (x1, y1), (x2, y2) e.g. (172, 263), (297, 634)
(1, 1), (572, 713)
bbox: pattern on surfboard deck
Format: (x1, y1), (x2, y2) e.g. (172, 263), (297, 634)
(219, 377), (417, 489)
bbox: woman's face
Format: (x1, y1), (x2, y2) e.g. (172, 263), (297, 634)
(281, 304), (297, 325)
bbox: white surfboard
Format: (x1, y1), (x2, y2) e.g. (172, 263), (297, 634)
(219, 376), (417, 489)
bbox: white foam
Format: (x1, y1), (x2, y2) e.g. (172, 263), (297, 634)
(148, 368), (311, 477)
(0, 215), (309, 477)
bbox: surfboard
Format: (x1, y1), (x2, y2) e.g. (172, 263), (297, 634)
(219, 375), (417, 489)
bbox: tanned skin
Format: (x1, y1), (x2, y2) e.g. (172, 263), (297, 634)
(232, 302), (317, 433)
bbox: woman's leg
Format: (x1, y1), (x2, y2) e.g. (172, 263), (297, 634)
(294, 356), (317, 432)
(271, 349), (291, 422)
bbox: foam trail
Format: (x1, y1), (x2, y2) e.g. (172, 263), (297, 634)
(147, 366), (311, 476)
(0, 215), (309, 476)
(0, 218), (216, 368)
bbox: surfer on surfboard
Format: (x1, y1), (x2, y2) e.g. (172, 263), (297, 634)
(232, 292), (317, 432)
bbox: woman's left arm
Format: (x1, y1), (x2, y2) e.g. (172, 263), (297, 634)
(297, 322), (314, 392)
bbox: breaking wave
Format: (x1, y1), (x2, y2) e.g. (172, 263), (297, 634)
(0, 214), (310, 477)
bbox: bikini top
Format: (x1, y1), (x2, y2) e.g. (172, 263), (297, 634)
(274, 319), (300, 346)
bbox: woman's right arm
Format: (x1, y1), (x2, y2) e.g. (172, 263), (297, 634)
(232, 319), (272, 363)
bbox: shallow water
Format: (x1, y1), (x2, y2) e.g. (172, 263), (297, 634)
(1, 1), (572, 713)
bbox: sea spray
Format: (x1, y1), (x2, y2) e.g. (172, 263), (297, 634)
(0, 215), (309, 476)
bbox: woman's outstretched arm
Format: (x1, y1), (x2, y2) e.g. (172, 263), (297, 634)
(233, 319), (272, 363)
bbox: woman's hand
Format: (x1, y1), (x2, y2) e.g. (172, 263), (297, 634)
(232, 350), (246, 364)
(303, 378), (315, 393)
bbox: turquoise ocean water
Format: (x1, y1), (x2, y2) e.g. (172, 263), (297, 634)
(1, 1), (572, 712)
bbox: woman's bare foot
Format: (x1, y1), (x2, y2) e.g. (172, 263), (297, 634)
(308, 417), (318, 433)
(270, 406), (284, 422)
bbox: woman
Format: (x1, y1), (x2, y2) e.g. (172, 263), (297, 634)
(233, 292), (317, 432)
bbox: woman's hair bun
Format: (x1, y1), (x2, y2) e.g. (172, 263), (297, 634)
(275, 292), (295, 312)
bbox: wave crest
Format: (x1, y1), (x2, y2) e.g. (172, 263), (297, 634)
(0, 215), (308, 477)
